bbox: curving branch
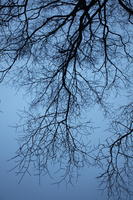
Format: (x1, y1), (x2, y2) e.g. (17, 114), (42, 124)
(118, 0), (133, 15)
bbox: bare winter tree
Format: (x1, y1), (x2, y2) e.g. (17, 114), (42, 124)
(0, 0), (133, 199)
(96, 102), (133, 200)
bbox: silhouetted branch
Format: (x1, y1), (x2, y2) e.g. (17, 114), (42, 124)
(97, 102), (133, 199)
(0, 1), (132, 199)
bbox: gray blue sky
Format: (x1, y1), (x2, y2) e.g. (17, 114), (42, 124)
(0, 85), (109, 200)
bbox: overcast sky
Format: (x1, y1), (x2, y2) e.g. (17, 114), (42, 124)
(0, 84), (111, 200)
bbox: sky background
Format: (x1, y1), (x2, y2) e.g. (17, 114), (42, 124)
(0, 84), (110, 200)
(0, 1), (132, 199)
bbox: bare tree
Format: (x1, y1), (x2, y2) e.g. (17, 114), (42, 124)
(96, 102), (133, 200)
(0, 0), (133, 199)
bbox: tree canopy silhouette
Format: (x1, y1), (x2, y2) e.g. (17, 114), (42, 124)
(0, 0), (133, 199)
